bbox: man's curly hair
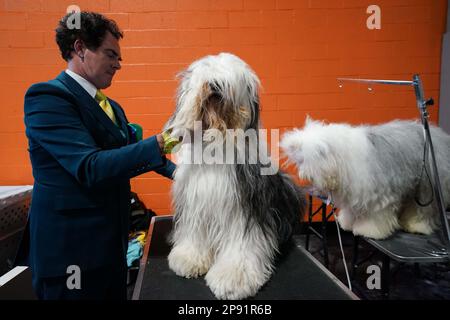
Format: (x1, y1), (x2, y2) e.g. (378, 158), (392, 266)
(56, 11), (123, 61)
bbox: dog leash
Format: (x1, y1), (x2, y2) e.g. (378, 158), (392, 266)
(414, 128), (434, 207)
(326, 191), (353, 291)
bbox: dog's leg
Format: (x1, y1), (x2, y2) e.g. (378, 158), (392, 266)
(352, 207), (400, 239)
(336, 208), (355, 231)
(205, 225), (275, 300)
(399, 201), (438, 235)
(168, 232), (213, 278)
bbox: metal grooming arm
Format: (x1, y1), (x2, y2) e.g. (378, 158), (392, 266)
(338, 75), (450, 252)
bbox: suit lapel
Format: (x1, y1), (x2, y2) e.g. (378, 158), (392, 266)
(56, 72), (127, 144)
(109, 99), (130, 143)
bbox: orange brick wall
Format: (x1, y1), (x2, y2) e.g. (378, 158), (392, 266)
(0, 0), (447, 215)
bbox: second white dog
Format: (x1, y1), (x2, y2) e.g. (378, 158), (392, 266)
(281, 117), (450, 239)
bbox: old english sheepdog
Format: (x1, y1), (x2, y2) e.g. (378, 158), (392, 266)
(164, 53), (305, 300)
(281, 117), (450, 240)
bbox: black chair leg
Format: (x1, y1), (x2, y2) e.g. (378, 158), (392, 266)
(322, 203), (329, 268)
(305, 195), (313, 251)
(351, 236), (360, 280)
(413, 263), (421, 277)
(381, 254), (390, 299)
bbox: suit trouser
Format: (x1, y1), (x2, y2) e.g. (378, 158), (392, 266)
(32, 264), (127, 300)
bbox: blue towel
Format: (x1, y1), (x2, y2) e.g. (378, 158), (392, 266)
(127, 239), (143, 267)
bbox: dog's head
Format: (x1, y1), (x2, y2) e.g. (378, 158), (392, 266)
(281, 117), (349, 192)
(166, 53), (261, 137)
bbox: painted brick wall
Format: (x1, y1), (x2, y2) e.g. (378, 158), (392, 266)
(0, 0), (447, 214)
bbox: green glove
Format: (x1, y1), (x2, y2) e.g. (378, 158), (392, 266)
(128, 123), (143, 142)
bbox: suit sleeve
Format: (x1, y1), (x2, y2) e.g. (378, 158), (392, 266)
(24, 83), (169, 189)
(154, 159), (176, 179)
(109, 97), (177, 180)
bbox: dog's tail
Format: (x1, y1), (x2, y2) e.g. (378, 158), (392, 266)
(275, 172), (307, 244)
(235, 164), (306, 246)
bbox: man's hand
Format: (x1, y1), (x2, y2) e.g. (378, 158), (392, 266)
(156, 130), (181, 154)
(156, 134), (164, 152)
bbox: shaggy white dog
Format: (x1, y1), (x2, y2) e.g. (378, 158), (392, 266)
(164, 53), (305, 300)
(281, 117), (450, 240)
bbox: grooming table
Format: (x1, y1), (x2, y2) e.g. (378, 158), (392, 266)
(352, 231), (449, 298)
(132, 215), (358, 300)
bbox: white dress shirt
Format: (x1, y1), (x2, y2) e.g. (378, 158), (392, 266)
(65, 69), (97, 99)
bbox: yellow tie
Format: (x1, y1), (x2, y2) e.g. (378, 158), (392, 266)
(95, 90), (117, 125)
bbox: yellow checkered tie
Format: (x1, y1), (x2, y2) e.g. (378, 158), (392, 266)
(95, 90), (117, 125)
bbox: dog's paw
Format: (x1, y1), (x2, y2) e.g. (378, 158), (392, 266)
(336, 209), (355, 231)
(352, 217), (394, 240)
(168, 245), (211, 278)
(400, 218), (434, 235)
(205, 262), (269, 300)
(399, 205), (436, 235)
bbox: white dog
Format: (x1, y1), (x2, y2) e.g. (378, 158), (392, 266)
(281, 117), (450, 240)
(164, 53), (305, 300)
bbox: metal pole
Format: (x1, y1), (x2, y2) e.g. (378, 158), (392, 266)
(412, 75), (450, 251)
(337, 77), (414, 86)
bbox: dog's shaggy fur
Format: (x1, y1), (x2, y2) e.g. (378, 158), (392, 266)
(281, 117), (450, 240)
(165, 53), (305, 300)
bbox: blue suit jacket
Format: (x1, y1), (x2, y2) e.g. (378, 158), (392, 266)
(23, 71), (175, 278)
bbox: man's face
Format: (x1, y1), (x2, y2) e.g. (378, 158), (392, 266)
(82, 31), (122, 89)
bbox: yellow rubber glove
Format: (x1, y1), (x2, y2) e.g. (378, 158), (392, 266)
(161, 129), (181, 154)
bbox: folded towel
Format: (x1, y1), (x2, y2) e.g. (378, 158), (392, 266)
(127, 239), (143, 267)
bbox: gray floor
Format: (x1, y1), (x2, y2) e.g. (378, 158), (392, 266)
(294, 224), (450, 300)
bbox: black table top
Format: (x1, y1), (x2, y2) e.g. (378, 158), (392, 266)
(134, 241), (358, 300)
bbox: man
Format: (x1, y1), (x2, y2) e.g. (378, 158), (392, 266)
(23, 12), (176, 299)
